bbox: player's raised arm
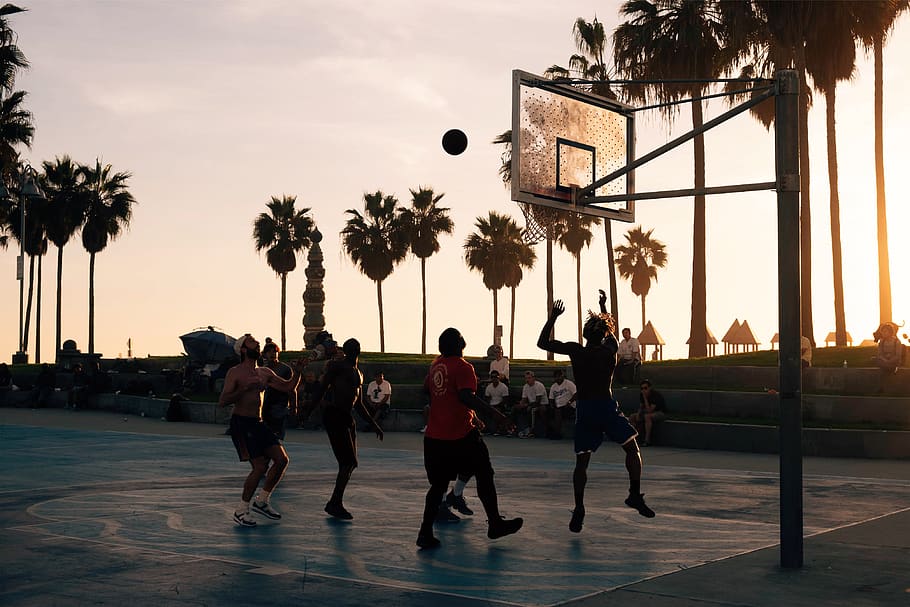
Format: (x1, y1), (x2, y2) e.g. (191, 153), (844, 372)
(538, 300), (574, 354)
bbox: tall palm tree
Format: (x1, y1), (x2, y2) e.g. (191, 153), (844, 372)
(253, 195), (315, 351)
(556, 211), (600, 341)
(341, 191), (408, 353)
(41, 156), (87, 358)
(852, 0), (909, 324)
(400, 186), (453, 354)
(79, 159), (136, 355)
(503, 247), (537, 359)
(0, 4), (27, 94)
(805, 6), (857, 347)
(614, 0), (730, 358)
(0, 89), (31, 175)
(464, 212), (533, 346)
(614, 226), (668, 331)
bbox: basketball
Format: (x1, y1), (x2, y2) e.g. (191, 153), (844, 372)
(442, 129), (468, 155)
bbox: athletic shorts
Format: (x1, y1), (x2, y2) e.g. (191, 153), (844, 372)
(229, 415), (281, 462)
(423, 428), (494, 487)
(573, 399), (637, 454)
(323, 406), (358, 468)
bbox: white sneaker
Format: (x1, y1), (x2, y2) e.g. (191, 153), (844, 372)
(233, 510), (257, 527)
(252, 501), (281, 520)
(419, 425), (427, 433)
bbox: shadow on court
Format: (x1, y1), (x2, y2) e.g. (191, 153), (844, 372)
(1, 413), (909, 606)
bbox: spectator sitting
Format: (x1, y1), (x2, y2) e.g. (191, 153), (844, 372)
(545, 369), (577, 439)
(616, 327), (641, 385)
(628, 379), (667, 447)
(68, 363), (89, 410)
(33, 363), (57, 408)
(513, 371), (546, 438)
(874, 323), (904, 392)
(363, 370), (392, 429)
(489, 345), (510, 385)
(483, 370), (511, 435)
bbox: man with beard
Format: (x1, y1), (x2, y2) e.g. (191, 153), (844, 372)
(219, 333), (303, 527)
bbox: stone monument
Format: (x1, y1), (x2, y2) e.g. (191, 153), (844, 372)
(302, 229), (326, 348)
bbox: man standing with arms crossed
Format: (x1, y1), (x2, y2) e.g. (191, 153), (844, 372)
(219, 334), (304, 527)
(417, 327), (523, 549)
(537, 292), (655, 534)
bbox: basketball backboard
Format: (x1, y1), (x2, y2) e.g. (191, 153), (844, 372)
(511, 69), (635, 223)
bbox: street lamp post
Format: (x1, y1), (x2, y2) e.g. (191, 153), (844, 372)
(2, 163), (46, 364)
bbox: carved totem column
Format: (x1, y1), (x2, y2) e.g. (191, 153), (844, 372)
(302, 229), (326, 348)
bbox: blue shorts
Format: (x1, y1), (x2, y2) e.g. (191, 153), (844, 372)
(573, 399), (638, 454)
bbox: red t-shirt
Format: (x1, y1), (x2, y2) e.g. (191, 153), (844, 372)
(424, 356), (477, 440)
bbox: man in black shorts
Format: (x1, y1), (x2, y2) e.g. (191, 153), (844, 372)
(537, 292), (655, 534)
(417, 327), (523, 549)
(219, 334), (303, 527)
(317, 338), (384, 520)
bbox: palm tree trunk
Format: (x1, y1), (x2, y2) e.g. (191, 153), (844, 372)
(510, 285), (516, 359)
(604, 221), (619, 324)
(797, 45), (814, 345)
(420, 258), (427, 355)
(825, 86), (846, 346)
(280, 273), (287, 351)
(575, 253), (583, 342)
(492, 289), (499, 345)
(377, 280), (385, 353)
(641, 293), (647, 336)
(55, 245), (64, 359)
(874, 37), (891, 323)
(36, 252), (42, 363)
(23, 255), (35, 354)
(545, 235), (554, 360)
(89, 252), (96, 354)
(687, 95), (707, 358)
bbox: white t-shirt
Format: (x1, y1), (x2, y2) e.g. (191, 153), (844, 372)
(549, 379), (577, 408)
(618, 338), (641, 363)
(485, 381), (510, 407)
(521, 380), (547, 405)
(490, 356), (510, 381)
(366, 379), (391, 405)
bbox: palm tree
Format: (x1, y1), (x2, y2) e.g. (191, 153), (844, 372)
(464, 212), (533, 347)
(805, 6), (857, 347)
(253, 195), (315, 351)
(852, 0), (909, 324)
(614, 0), (730, 358)
(341, 191), (408, 353)
(614, 226), (668, 331)
(0, 4), (27, 94)
(400, 186), (453, 355)
(41, 156), (87, 358)
(502, 247), (537, 359)
(79, 159), (136, 354)
(556, 211), (600, 341)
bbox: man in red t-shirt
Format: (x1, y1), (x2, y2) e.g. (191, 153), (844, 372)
(417, 327), (523, 549)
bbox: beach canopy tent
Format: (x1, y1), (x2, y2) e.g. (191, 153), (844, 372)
(823, 331), (853, 347)
(687, 326), (718, 357)
(180, 327), (237, 363)
(722, 319), (760, 354)
(637, 321), (666, 361)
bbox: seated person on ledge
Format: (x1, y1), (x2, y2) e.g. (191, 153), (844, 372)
(628, 380), (666, 447)
(616, 328), (641, 384)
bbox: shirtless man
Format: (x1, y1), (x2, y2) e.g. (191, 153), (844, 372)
(537, 291), (654, 534)
(219, 333), (303, 527)
(317, 338), (384, 520)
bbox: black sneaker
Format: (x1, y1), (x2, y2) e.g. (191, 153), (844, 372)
(445, 491), (474, 516)
(324, 501), (354, 520)
(252, 501), (281, 520)
(625, 493), (655, 518)
(569, 508), (585, 533)
(435, 504), (460, 524)
(487, 517), (523, 539)
(416, 533), (441, 549)
(233, 510), (257, 527)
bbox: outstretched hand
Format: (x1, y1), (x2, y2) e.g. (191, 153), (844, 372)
(551, 300), (565, 318)
(598, 289), (607, 307)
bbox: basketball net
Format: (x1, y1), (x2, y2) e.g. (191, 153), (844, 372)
(518, 201), (564, 245)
